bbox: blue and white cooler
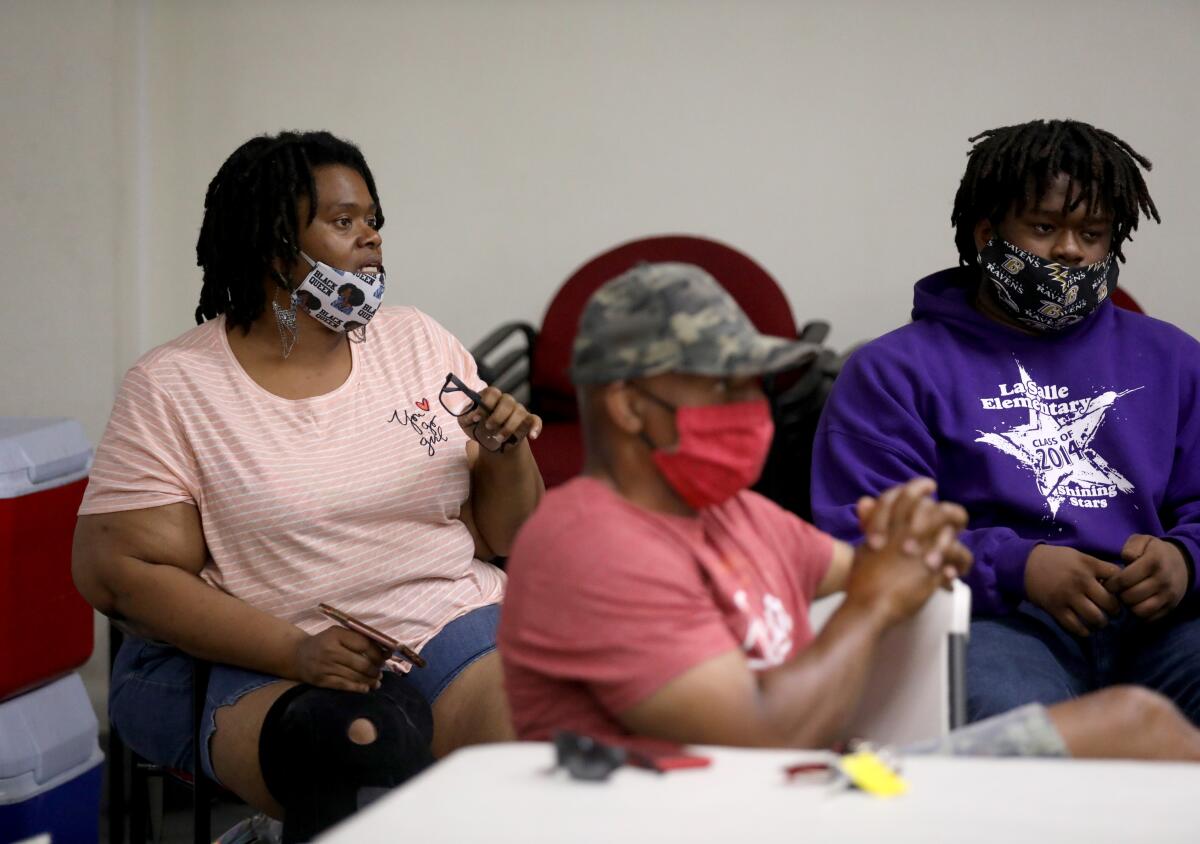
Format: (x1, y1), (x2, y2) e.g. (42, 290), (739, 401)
(0, 673), (103, 843)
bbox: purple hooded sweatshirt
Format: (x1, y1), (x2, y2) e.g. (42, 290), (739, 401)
(811, 266), (1200, 616)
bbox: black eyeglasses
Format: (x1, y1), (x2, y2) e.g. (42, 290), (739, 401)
(552, 732), (628, 782)
(438, 373), (517, 453)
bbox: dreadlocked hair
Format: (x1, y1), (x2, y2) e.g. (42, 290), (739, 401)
(195, 131), (384, 330)
(950, 119), (1159, 267)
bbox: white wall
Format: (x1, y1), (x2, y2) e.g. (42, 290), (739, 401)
(3, 0), (1200, 730)
(0, 0), (138, 726)
(0, 0), (125, 442)
(137, 0), (1200, 355)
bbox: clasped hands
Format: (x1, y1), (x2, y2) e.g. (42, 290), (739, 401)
(1025, 535), (1190, 637)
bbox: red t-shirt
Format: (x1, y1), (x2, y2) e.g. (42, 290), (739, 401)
(499, 476), (834, 744)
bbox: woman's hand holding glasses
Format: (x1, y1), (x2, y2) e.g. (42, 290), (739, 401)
(439, 373), (543, 454)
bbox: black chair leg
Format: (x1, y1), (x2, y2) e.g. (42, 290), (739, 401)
(108, 621), (130, 843)
(194, 774), (212, 844)
(129, 757), (150, 843)
(107, 729), (128, 844)
(192, 659), (213, 844)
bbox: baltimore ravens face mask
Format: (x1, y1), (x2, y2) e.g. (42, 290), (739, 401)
(979, 239), (1117, 332)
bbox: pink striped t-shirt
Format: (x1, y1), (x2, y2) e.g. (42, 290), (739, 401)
(79, 307), (504, 654)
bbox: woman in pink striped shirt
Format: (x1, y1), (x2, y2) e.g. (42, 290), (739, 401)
(73, 131), (544, 841)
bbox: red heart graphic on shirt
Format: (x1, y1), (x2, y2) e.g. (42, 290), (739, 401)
(415, 398), (430, 412)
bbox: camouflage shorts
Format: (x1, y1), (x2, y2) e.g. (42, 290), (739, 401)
(903, 703), (1069, 758)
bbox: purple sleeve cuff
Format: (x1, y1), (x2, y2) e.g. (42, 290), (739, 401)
(960, 530), (1041, 615)
(992, 537), (1041, 600)
(1163, 533), (1200, 594)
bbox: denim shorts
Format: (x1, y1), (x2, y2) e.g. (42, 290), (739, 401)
(109, 603), (501, 784)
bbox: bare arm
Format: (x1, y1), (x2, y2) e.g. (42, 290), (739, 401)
(815, 498), (969, 599)
(618, 596), (892, 748)
(620, 479), (971, 749)
(815, 540), (854, 598)
(73, 504), (384, 691)
(463, 387), (545, 557)
(458, 492), (497, 562)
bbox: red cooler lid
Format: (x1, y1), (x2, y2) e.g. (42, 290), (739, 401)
(0, 418), (93, 500)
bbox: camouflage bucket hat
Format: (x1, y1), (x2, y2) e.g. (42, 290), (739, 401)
(570, 262), (819, 385)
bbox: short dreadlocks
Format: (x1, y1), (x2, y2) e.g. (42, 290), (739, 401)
(195, 131), (383, 330)
(951, 119), (1159, 267)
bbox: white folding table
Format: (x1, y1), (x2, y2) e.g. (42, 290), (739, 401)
(318, 742), (1200, 843)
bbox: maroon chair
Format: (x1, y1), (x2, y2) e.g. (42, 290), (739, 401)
(471, 234), (830, 493)
(1111, 288), (1144, 314)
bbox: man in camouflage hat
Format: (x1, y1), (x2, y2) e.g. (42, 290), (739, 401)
(570, 261), (819, 384)
(498, 262), (1200, 761)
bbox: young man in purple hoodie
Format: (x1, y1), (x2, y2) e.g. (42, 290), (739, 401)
(811, 119), (1200, 724)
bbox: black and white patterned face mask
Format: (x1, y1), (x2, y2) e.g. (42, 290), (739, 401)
(291, 251), (386, 333)
(978, 239), (1118, 332)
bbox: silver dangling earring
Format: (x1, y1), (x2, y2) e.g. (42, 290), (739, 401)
(272, 290), (299, 358)
(348, 324), (368, 345)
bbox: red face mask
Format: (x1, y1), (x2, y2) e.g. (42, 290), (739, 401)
(644, 397), (775, 510)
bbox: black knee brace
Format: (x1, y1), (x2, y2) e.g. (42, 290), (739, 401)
(259, 672), (434, 843)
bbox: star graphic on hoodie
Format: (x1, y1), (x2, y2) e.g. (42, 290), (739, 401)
(975, 363), (1140, 517)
